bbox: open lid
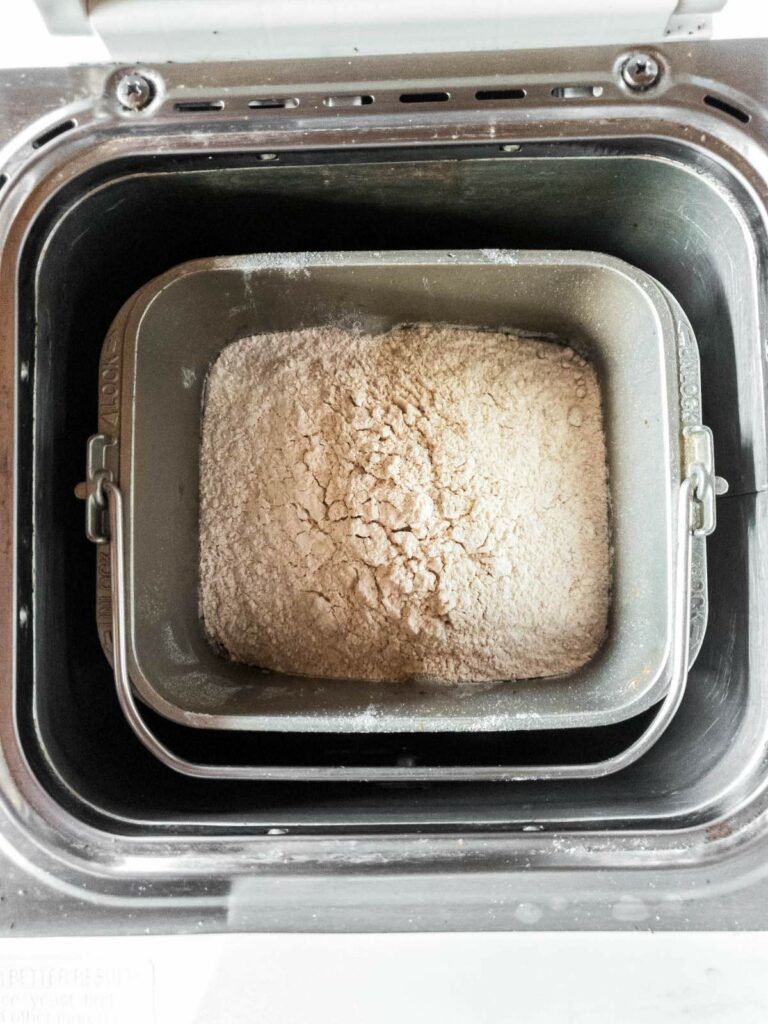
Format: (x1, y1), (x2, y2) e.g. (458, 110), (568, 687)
(34, 0), (727, 63)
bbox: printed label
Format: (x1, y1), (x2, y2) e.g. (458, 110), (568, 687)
(0, 959), (153, 1023)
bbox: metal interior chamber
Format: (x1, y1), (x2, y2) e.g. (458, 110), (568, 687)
(24, 143), (762, 822)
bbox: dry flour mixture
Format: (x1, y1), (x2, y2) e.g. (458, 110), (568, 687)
(199, 324), (610, 683)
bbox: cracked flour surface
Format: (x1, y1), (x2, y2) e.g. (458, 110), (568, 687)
(199, 324), (610, 683)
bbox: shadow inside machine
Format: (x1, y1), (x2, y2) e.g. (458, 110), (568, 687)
(17, 141), (761, 833)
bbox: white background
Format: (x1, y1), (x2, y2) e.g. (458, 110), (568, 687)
(2, 0), (768, 1021)
(3, 932), (768, 1022)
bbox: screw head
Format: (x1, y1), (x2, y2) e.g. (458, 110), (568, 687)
(116, 72), (155, 111)
(621, 53), (661, 92)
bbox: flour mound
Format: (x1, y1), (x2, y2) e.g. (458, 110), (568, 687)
(199, 324), (610, 683)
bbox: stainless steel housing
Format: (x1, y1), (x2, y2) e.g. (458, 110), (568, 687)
(97, 250), (712, 733)
(0, 41), (767, 933)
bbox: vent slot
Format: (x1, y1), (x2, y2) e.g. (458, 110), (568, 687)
(174, 100), (225, 112)
(248, 97), (300, 110)
(399, 91), (450, 104)
(476, 88), (526, 101)
(551, 86), (604, 99)
(0, 174), (7, 190)
(32, 119), (76, 149)
(324, 94), (375, 108)
(704, 94), (750, 124)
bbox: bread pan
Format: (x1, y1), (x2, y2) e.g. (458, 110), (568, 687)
(82, 250), (718, 733)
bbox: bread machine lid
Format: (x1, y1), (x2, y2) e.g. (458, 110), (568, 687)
(33, 0), (728, 63)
